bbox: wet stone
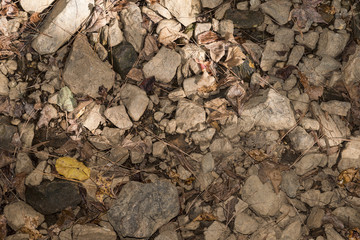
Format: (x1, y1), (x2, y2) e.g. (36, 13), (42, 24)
(224, 9), (264, 29)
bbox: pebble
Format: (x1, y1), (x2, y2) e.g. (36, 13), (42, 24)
(320, 100), (351, 117)
(120, 84), (149, 121)
(175, 99), (206, 133)
(224, 9), (264, 28)
(72, 224), (117, 240)
(234, 212), (259, 234)
(104, 105), (133, 130)
(260, 0), (292, 25)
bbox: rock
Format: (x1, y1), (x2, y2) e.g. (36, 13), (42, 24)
(234, 212), (258, 234)
(194, 22), (212, 37)
(112, 41), (138, 79)
(260, 0), (292, 25)
(201, 0), (223, 8)
(109, 145), (129, 164)
(147, 2), (172, 19)
(295, 31), (319, 50)
(143, 47), (181, 83)
(338, 136), (360, 171)
(210, 138), (233, 156)
(120, 3), (146, 52)
(183, 73), (216, 97)
(281, 170), (300, 198)
(191, 128), (216, 150)
(4, 201), (44, 231)
(224, 9), (264, 29)
(25, 160), (46, 186)
(104, 105), (133, 130)
(260, 41), (289, 71)
(219, 20), (234, 37)
(62, 34), (115, 98)
(300, 117), (320, 131)
(155, 230), (179, 240)
(204, 221), (230, 240)
(201, 153), (214, 173)
(300, 189), (334, 207)
(280, 220), (301, 240)
(81, 104), (105, 131)
(241, 175), (281, 216)
(15, 152), (34, 174)
(175, 99), (206, 133)
(214, 2), (231, 19)
(0, 72), (9, 96)
(20, 0), (54, 13)
(288, 126), (315, 152)
(108, 19), (124, 47)
(159, 0), (200, 26)
(310, 102), (345, 146)
(108, 181), (179, 238)
(18, 122), (34, 148)
(239, 89), (296, 131)
(314, 56), (341, 76)
(168, 88), (186, 101)
(57, 86), (77, 112)
(307, 207), (325, 229)
(156, 19), (182, 34)
(5, 233), (30, 240)
(320, 100), (351, 117)
(31, 0), (94, 54)
(295, 153), (327, 176)
(332, 207), (360, 228)
(325, 226), (345, 240)
(88, 135), (112, 150)
(287, 45), (305, 66)
(72, 224), (117, 240)
(0, 122), (17, 151)
(152, 141), (167, 159)
(274, 28), (294, 48)
(317, 29), (350, 58)
(25, 179), (82, 215)
(120, 84), (149, 121)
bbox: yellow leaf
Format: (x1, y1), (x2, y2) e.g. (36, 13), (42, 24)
(55, 157), (90, 181)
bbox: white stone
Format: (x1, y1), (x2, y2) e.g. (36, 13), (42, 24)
(104, 105), (133, 130)
(159, 0), (201, 26)
(108, 19), (124, 47)
(156, 19), (181, 34)
(0, 72), (9, 96)
(20, 0), (54, 13)
(175, 99), (206, 133)
(82, 104), (105, 131)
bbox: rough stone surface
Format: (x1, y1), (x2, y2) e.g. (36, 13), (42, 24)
(0, 122), (17, 151)
(224, 9), (264, 29)
(288, 126), (315, 152)
(108, 181), (179, 239)
(338, 136), (360, 171)
(120, 84), (149, 121)
(0, 72), (9, 96)
(234, 212), (258, 234)
(241, 175), (281, 216)
(317, 29), (349, 57)
(25, 180), (82, 215)
(307, 207), (325, 229)
(31, 0), (94, 54)
(201, 0), (223, 8)
(204, 221), (230, 240)
(72, 224), (117, 240)
(332, 207), (360, 228)
(159, 0), (200, 26)
(156, 19), (182, 34)
(62, 34), (115, 98)
(280, 220), (301, 240)
(15, 152), (34, 174)
(112, 41), (138, 79)
(295, 153), (327, 176)
(320, 100), (351, 116)
(120, 3), (146, 52)
(104, 105), (133, 130)
(107, 20), (124, 47)
(20, 0), (54, 13)
(81, 104), (105, 131)
(261, 41), (289, 71)
(143, 47), (181, 83)
(260, 0), (292, 25)
(295, 31), (319, 50)
(4, 201), (44, 231)
(175, 99), (206, 133)
(281, 170), (300, 198)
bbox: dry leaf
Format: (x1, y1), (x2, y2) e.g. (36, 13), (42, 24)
(0, 0), (18, 17)
(258, 160), (288, 194)
(37, 104), (58, 128)
(290, 0), (326, 28)
(349, 228), (360, 240)
(55, 157), (90, 181)
(275, 65), (297, 80)
(337, 168), (359, 187)
(0, 215), (6, 240)
(122, 138), (152, 154)
(204, 98), (235, 121)
(205, 41), (225, 62)
(139, 35), (159, 61)
(193, 213), (217, 221)
(223, 46), (246, 68)
(127, 68), (144, 82)
(196, 31), (220, 45)
(247, 149), (269, 162)
(158, 27), (189, 46)
(29, 12), (41, 24)
(226, 82), (246, 115)
(95, 175), (115, 203)
(298, 71), (323, 100)
(0, 151), (15, 168)
(20, 216), (42, 240)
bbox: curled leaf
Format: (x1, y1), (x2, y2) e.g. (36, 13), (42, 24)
(55, 157), (90, 181)
(223, 46), (246, 68)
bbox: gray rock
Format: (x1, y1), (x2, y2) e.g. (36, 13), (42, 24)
(344, 45), (360, 91)
(143, 47), (181, 83)
(194, 22), (212, 37)
(214, 2), (231, 19)
(281, 170), (300, 198)
(108, 19), (124, 47)
(288, 126), (315, 152)
(120, 3), (146, 52)
(295, 153), (327, 176)
(20, 0), (54, 12)
(295, 31), (319, 50)
(152, 141), (167, 159)
(241, 175), (281, 216)
(260, 0), (292, 25)
(159, 0), (200, 26)
(219, 20), (234, 37)
(88, 135), (112, 150)
(317, 29), (350, 58)
(81, 104), (105, 131)
(112, 41), (138, 79)
(156, 19), (182, 34)
(332, 207), (360, 228)
(325, 226), (345, 240)
(175, 99), (206, 133)
(260, 41), (289, 71)
(239, 88), (296, 131)
(204, 221), (231, 240)
(120, 84), (149, 121)
(32, 0), (94, 54)
(234, 212), (258, 234)
(0, 122), (17, 151)
(15, 152), (34, 174)
(300, 190), (334, 207)
(104, 105), (133, 130)
(274, 28), (294, 48)
(320, 100), (351, 117)
(300, 118), (320, 131)
(201, 0), (223, 8)
(155, 230), (179, 240)
(307, 207), (325, 229)
(183, 73), (216, 97)
(224, 9), (264, 29)
(63, 34), (115, 98)
(280, 220), (301, 240)
(25, 161), (46, 186)
(179, 43), (206, 62)
(287, 45), (304, 66)
(18, 122), (34, 148)
(147, 2), (172, 19)
(4, 201), (44, 231)
(5, 233), (30, 240)
(72, 224), (117, 240)
(0, 72), (9, 96)
(314, 56), (341, 76)
(191, 128), (216, 150)
(25, 179), (82, 215)
(210, 138), (233, 156)
(201, 153), (215, 173)
(108, 181), (179, 239)
(109, 145), (129, 164)
(338, 135), (360, 171)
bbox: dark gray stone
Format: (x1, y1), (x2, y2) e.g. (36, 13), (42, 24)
(108, 180), (179, 239)
(112, 41), (138, 79)
(25, 179), (81, 215)
(0, 121), (17, 151)
(224, 9), (264, 29)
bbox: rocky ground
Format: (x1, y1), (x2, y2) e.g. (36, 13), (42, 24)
(0, 0), (360, 239)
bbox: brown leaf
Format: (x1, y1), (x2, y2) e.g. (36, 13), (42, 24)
(223, 46), (246, 68)
(0, 0), (18, 17)
(247, 149), (269, 162)
(298, 71), (323, 100)
(158, 27), (189, 46)
(37, 104), (58, 128)
(20, 216), (43, 240)
(122, 138), (152, 154)
(193, 213), (217, 222)
(337, 168), (359, 186)
(204, 98), (235, 121)
(258, 160), (288, 194)
(275, 65), (297, 80)
(29, 12), (41, 24)
(54, 139), (79, 155)
(126, 68), (144, 82)
(95, 175), (115, 203)
(196, 31), (220, 45)
(205, 41), (225, 62)
(13, 172), (27, 200)
(139, 35), (159, 61)
(226, 82), (246, 115)
(0, 215), (6, 240)
(290, 0), (326, 28)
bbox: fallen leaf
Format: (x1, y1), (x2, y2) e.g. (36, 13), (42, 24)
(122, 138), (152, 154)
(0, 0), (18, 17)
(337, 168), (359, 187)
(139, 35), (159, 61)
(290, 0), (326, 28)
(223, 46), (246, 68)
(95, 175), (115, 203)
(197, 31), (220, 45)
(349, 228), (360, 240)
(158, 27), (189, 46)
(226, 82), (246, 115)
(193, 213), (217, 221)
(205, 41), (225, 62)
(0, 215), (6, 240)
(126, 68), (144, 82)
(20, 216), (42, 240)
(139, 76), (155, 94)
(247, 149), (269, 162)
(204, 98), (235, 122)
(298, 71), (323, 100)
(258, 160), (288, 194)
(13, 172), (27, 200)
(37, 104), (58, 128)
(55, 156), (90, 181)
(29, 12), (41, 24)
(275, 65), (298, 80)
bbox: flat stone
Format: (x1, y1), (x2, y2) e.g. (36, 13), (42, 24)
(219, 20), (234, 37)
(320, 100), (351, 117)
(156, 19), (181, 34)
(81, 104), (105, 131)
(260, 0), (292, 25)
(143, 47), (181, 83)
(72, 224), (117, 240)
(104, 105), (133, 130)
(25, 179), (82, 215)
(15, 152), (34, 174)
(31, 0), (94, 54)
(234, 212), (258, 234)
(108, 181), (179, 239)
(0, 122), (17, 151)
(4, 201), (44, 231)
(191, 128), (216, 150)
(314, 56), (341, 76)
(112, 41), (138, 79)
(147, 2), (172, 19)
(183, 73), (216, 97)
(194, 23), (212, 37)
(204, 221), (230, 240)
(260, 41), (289, 71)
(20, 0), (54, 13)
(179, 43), (206, 62)
(241, 175), (281, 216)
(175, 99), (206, 133)
(0, 72), (9, 96)
(201, 0), (223, 8)
(214, 2), (231, 19)
(307, 207), (325, 229)
(288, 126), (315, 152)
(108, 19), (124, 47)
(280, 220), (301, 240)
(159, 0), (200, 26)
(120, 84), (149, 121)
(274, 28), (294, 48)
(120, 3), (146, 52)
(295, 31), (319, 50)
(210, 138), (233, 156)
(295, 153), (327, 176)
(325, 226), (345, 240)
(344, 45), (360, 102)
(332, 207), (360, 228)
(224, 9), (264, 29)
(317, 29), (350, 58)
(18, 122), (34, 148)
(300, 118), (320, 131)
(63, 34), (115, 98)
(281, 170), (300, 198)
(338, 136), (360, 171)
(300, 190), (334, 207)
